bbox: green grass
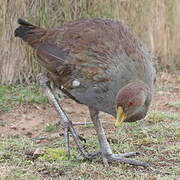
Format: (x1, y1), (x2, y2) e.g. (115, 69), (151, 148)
(149, 111), (180, 123)
(0, 84), (63, 112)
(0, 84), (48, 112)
(158, 83), (180, 91)
(168, 102), (180, 109)
(43, 123), (58, 132)
(0, 111), (179, 179)
(40, 148), (72, 161)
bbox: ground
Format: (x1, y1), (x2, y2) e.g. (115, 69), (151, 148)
(0, 72), (179, 180)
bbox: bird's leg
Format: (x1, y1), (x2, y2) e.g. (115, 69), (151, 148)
(36, 73), (90, 159)
(89, 107), (112, 168)
(89, 107), (150, 168)
(64, 126), (70, 159)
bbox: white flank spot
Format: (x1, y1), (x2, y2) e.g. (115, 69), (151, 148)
(72, 80), (80, 87)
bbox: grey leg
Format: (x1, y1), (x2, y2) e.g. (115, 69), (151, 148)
(64, 127), (70, 159)
(36, 73), (90, 159)
(89, 107), (112, 168)
(89, 107), (150, 168)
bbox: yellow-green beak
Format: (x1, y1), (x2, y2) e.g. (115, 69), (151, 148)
(115, 106), (127, 128)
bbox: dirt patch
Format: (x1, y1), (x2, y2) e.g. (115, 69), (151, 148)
(0, 72), (179, 139)
(0, 99), (115, 138)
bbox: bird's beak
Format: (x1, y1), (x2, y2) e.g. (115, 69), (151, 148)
(115, 106), (127, 128)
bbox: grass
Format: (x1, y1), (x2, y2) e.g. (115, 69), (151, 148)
(168, 102), (180, 109)
(0, 111), (179, 179)
(0, 84), (179, 179)
(41, 148), (67, 161)
(43, 123), (58, 133)
(0, 84), (63, 112)
(0, 84), (48, 112)
(158, 83), (180, 91)
(149, 111), (180, 123)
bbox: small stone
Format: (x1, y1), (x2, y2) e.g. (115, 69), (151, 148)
(10, 125), (17, 130)
(158, 91), (163, 95)
(33, 148), (44, 158)
(42, 106), (46, 110)
(35, 140), (41, 144)
(25, 131), (33, 137)
(0, 120), (6, 126)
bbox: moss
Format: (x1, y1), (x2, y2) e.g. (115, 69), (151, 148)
(41, 148), (68, 161)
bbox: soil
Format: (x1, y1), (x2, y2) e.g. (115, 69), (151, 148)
(0, 72), (179, 139)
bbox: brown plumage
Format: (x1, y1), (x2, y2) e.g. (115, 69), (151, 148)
(15, 18), (156, 167)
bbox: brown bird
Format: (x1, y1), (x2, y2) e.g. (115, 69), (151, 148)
(15, 18), (156, 168)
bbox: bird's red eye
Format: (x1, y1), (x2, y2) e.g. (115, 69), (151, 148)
(128, 101), (133, 107)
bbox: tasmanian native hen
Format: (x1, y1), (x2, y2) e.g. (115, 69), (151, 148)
(15, 18), (156, 168)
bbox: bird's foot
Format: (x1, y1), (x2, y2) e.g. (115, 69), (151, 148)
(100, 152), (149, 168)
(85, 151), (101, 160)
(57, 120), (87, 159)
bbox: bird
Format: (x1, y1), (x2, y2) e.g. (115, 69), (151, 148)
(15, 18), (156, 168)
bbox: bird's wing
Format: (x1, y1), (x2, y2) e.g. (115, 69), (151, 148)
(36, 41), (111, 111)
(37, 44), (65, 72)
(36, 42), (111, 90)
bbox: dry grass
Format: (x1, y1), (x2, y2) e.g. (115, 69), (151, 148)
(0, 0), (180, 84)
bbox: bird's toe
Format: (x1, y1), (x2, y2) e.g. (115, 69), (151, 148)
(85, 151), (101, 160)
(114, 151), (140, 158)
(109, 153), (150, 168)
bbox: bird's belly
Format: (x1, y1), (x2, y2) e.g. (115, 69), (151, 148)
(70, 86), (116, 116)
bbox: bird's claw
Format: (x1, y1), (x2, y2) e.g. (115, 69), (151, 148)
(116, 151), (141, 157)
(100, 152), (150, 168)
(84, 151), (101, 160)
(78, 134), (86, 143)
(64, 127), (70, 159)
(58, 121), (87, 159)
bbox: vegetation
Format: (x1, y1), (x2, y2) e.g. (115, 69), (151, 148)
(0, 83), (179, 179)
(0, 84), (48, 112)
(168, 102), (180, 109)
(0, 0), (180, 84)
(0, 110), (179, 179)
(0, 84), (63, 112)
(44, 123), (58, 133)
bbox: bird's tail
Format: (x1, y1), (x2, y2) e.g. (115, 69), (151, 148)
(15, 18), (47, 48)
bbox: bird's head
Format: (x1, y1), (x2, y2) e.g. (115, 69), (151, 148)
(115, 81), (151, 127)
